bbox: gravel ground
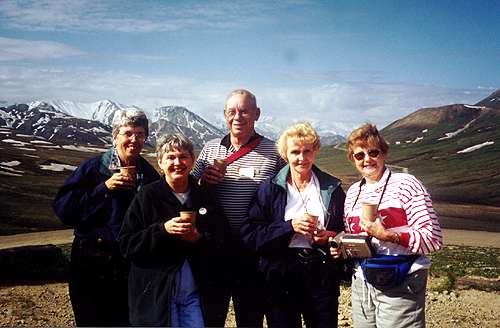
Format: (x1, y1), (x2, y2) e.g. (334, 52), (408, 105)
(0, 282), (498, 327)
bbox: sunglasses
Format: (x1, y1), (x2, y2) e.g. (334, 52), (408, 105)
(353, 149), (381, 161)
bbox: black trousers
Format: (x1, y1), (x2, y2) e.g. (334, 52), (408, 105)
(68, 238), (130, 327)
(200, 239), (266, 327)
(266, 250), (340, 328)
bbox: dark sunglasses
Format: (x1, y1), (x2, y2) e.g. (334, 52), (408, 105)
(353, 149), (381, 161)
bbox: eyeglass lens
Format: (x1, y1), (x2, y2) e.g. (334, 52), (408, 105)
(226, 108), (251, 117)
(354, 149), (380, 160)
(120, 132), (146, 140)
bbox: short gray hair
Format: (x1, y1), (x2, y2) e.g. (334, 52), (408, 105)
(111, 110), (149, 138)
(224, 89), (257, 111)
(156, 133), (195, 161)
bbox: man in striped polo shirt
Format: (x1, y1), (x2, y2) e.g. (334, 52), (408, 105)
(192, 89), (285, 327)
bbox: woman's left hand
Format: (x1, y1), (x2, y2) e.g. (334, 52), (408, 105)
(180, 228), (201, 242)
(312, 230), (337, 245)
(359, 217), (393, 241)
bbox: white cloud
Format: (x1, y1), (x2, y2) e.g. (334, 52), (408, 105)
(0, 63), (492, 136)
(0, 0), (293, 32)
(0, 37), (84, 61)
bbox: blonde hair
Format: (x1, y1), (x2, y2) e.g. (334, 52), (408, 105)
(277, 122), (321, 161)
(346, 123), (389, 162)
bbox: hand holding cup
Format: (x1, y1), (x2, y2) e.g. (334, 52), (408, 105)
(200, 160), (226, 185)
(164, 216), (193, 235)
(292, 212), (318, 236)
(213, 159), (228, 175)
(105, 167), (136, 190)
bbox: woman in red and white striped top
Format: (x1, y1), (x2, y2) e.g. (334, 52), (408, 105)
(334, 123), (442, 328)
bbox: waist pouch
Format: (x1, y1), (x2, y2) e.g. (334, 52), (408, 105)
(360, 254), (418, 290)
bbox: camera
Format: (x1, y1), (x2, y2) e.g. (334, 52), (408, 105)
(330, 233), (375, 259)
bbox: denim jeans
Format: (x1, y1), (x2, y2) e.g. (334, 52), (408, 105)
(170, 260), (204, 327)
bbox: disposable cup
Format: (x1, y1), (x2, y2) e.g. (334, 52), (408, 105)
(179, 211), (196, 224)
(213, 158), (228, 174)
(362, 202), (378, 222)
(120, 166), (136, 181)
(304, 212), (320, 233)
(305, 212), (319, 224)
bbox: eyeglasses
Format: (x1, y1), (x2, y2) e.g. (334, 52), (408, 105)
(353, 149), (381, 161)
(118, 131), (146, 140)
(225, 108), (253, 118)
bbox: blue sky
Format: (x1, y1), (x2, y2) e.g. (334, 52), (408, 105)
(0, 0), (498, 134)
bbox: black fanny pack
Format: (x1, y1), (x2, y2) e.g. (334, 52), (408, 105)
(360, 254), (419, 290)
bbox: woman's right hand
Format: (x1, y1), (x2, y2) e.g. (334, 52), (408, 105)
(105, 172), (135, 190)
(164, 217), (193, 235)
(291, 215), (316, 236)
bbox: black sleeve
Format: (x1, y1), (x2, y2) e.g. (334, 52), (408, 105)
(118, 190), (184, 268)
(327, 186), (346, 234)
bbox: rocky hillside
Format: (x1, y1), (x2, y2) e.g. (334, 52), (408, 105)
(0, 103), (112, 145)
(380, 90), (500, 205)
(150, 106), (224, 148)
(475, 89), (500, 109)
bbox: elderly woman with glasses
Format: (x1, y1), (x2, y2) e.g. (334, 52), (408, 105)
(331, 123), (443, 328)
(242, 122), (345, 328)
(118, 133), (228, 327)
(53, 110), (160, 327)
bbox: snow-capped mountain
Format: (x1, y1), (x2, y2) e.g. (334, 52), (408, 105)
(1, 102), (112, 145)
(30, 99), (139, 125)
(8, 98), (348, 148)
(150, 106), (224, 148)
(2, 101), (226, 148)
(91, 100), (142, 125)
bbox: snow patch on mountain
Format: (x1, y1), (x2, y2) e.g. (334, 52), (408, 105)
(438, 118), (478, 140)
(0, 160), (21, 167)
(39, 163), (77, 172)
(457, 141), (494, 154)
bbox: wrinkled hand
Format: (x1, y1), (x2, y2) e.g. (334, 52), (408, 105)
(313, 230), (336, 245)
(164, 217), (194, 235)
(291, 214), (317, 236)
(359, 217), (392, 241)
(199, 165), (224, 185)
(105, 172), (135, 191)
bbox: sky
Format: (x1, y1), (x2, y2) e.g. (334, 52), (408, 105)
(0, 0), (499, 135)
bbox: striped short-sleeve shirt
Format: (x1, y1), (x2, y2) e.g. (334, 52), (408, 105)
(192, 134), (285, 234)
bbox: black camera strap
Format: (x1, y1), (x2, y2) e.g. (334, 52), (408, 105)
(351, 169), (392, 214)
